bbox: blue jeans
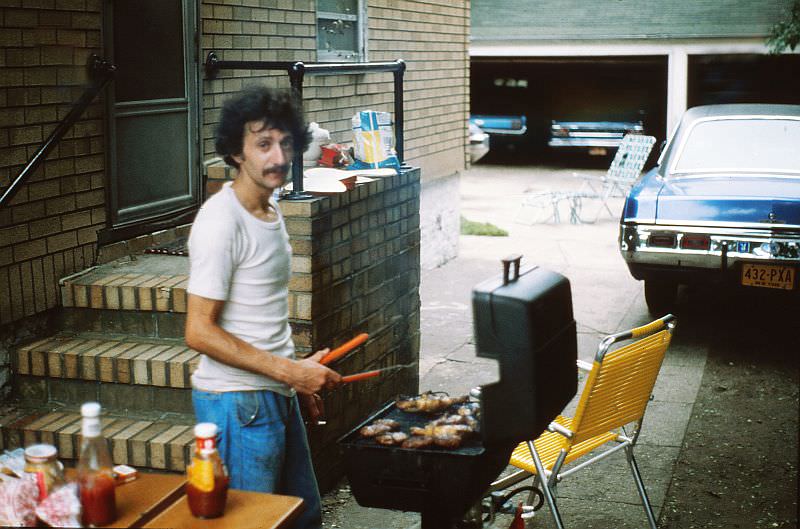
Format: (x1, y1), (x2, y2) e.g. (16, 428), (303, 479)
(192, 389), (322, 529)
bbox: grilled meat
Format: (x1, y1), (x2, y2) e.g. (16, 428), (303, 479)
(359, 418), (401, 438)
(409, 423), (474, 438)
(401, 436), (435, 449)
(457, 404), (477, 416)
(431, 413), (478, 430)
(395, 392), (469, 413)
(375, 431), (409, 446)
(432, 435), (462, 449)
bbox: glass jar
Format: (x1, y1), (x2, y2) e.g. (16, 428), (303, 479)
(24, 443), (65, 501)
(186, 422), (229, 518)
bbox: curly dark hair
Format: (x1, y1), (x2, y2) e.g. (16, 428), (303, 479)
(214, 86), (310, 169)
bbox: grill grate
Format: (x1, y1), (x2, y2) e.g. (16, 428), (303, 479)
(143, 237), (189, 256)
(342, 400), (483, 456)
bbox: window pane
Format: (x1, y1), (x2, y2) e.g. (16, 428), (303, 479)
(317, 17), (358, 57)
(318, 0), (357, 14)
(113, 0), (185, 102)
(674, 119), (800, 174)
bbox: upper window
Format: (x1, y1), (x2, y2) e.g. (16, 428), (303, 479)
(317, 0), (366, 62)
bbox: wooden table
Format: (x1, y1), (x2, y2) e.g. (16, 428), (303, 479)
(142, 488), (304, 529)
(64, 470), (304, 529)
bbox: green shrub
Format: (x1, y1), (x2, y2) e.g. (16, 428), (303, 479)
(460, 216), (508, 236)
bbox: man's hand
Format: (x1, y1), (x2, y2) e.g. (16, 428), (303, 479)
(288, 348), (342, 395)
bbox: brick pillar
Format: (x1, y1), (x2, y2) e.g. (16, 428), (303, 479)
(205, 160), (236, 197)
(280, 168), (421, 491)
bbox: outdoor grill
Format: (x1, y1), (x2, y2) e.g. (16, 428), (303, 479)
(339, 255), (578, 528)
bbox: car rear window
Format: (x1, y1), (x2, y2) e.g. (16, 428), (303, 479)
(673, 118), (800, 175)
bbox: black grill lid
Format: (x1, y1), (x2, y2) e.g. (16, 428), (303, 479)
(472, 255), (578, 446)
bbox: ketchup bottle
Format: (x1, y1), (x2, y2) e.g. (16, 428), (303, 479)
(186, 422), (229, 518)
(77, 402), (117, 527)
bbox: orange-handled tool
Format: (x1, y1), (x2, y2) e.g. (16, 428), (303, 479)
(320, 333), (369, 366)
(340, 363), (417, 384)
(341, 369), (383, 384)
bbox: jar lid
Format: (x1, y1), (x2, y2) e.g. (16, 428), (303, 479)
(194, 422), (218, 439)
(81, 402), (101, 418)
(25, 444), (58, 462)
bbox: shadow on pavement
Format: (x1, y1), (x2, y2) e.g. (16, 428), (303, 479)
(660, 287), (799, 529)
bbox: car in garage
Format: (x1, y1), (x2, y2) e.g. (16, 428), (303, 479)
(548, 119), (644, 156)
(469, 114), (527, 154)
(618, 104), (800, 314)
(468, 121), (490, 163)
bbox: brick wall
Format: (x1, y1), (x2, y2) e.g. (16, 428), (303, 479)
(201, 0), (470, 178)
(281, 169), (421, 489)
(200, 0), (470, 272)
(0, 1), (104, 395)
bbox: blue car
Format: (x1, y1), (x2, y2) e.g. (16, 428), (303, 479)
(469, 114), (527, 154)
(619, 104), (800, 314)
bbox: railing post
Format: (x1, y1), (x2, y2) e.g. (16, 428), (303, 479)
(284, 62), (313, 201)
(393, 59), (406, 165)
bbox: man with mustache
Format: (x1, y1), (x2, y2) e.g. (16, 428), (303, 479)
(185, 86), (341, 529)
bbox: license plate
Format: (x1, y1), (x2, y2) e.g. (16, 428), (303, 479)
(741, 263), (795, 290)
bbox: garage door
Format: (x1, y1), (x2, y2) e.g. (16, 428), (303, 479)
(471, 56), (668, 155)
(688, 54), (800, 107)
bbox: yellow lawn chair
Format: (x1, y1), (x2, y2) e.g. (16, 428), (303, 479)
(487, 314), (677, 529)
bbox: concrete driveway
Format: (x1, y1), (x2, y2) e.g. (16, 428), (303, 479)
(321, 163), (707, 528)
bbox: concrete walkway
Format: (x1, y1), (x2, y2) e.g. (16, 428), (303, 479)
(321, 164), (708, 528)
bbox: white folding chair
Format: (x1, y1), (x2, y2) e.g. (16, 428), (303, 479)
(573, 134), (656, 222)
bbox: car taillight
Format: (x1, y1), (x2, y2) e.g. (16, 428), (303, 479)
(552, 127), (568, 137)
(680, 234), (710, 250)
(648, 234), (676, 248)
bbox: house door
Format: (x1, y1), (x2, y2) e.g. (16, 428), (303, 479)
(103, 0), (199, 242)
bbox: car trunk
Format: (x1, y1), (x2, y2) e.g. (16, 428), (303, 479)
(655, 175), (800, 226)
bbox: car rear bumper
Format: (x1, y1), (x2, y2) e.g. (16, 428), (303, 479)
(619, 222), (800, 290)
(547, 137), (625, 148)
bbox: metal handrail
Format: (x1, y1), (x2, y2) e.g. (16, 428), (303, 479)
(0, 55), (116, 209)
(204, 51), (406, 200)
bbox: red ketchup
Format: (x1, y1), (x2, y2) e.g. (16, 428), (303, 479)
(79, 472), (117, 527)
(186, 473), (230, 518)
(76, 402), (117, 527)
(186, 422), (229, 518)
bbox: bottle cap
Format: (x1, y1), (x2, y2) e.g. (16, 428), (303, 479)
(81, 402), (101, 418)
(24, 443), (58, 462)
(194, 422), (218, 439)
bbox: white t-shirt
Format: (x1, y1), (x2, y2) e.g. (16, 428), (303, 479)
(187, 182), (294, 395)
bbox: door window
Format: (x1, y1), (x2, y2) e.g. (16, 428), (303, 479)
(112, 0), (185, 102)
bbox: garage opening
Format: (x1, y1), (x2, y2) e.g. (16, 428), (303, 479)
(688, 53), (800, 107)
(471, 56), (668, 163)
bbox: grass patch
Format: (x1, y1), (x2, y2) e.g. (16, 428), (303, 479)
(460, 216), (508, 236)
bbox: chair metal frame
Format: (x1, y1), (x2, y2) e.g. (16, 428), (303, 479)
(486, 314), (677, 529)
(515, 134), (656, 225)
(573, 134), (657, 223)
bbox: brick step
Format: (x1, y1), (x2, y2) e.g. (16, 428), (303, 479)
(57, 307), (186, 340)
(60, 254), (189, 314)
(0, 404), (195, 472)
(12, 332), (198, 414)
